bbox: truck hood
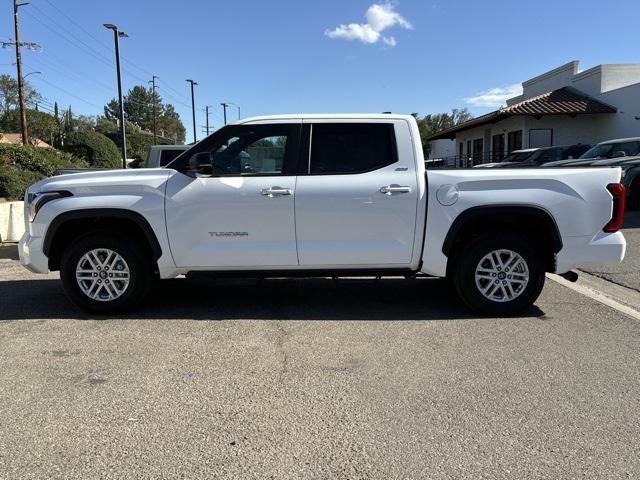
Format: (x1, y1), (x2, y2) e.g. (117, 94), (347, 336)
(28, 168), (174, 195)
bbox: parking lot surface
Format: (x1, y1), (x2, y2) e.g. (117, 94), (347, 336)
(583, 210), (640, 291)
(0, 258), (639, 479)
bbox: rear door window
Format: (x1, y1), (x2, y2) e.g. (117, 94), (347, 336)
(308, 123), (397, 175)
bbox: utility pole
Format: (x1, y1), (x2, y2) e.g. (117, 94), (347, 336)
(104, 24), (128, 168)
(186, 79), (197, 143)
(149, 75), (158, 145)
(205, 105), (211, 136)
(13, 0), (28, 145)
(237, 105), (241, 120)
(220, 102), (229, 125)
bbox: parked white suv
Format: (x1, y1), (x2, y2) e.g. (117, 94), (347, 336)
(19, 114), (627, 315)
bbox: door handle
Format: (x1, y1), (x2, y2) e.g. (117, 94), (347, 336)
(261, 186), (293, 197)
(380, 184), (411, 195)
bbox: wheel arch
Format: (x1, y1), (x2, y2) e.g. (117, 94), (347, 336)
(442, 205), (563, 271)
(43, 208), (162, 271)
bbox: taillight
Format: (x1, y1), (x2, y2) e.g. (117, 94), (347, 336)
(603, 183), (626, 233)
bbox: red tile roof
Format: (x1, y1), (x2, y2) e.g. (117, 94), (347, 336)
(428, 87), (617, 140)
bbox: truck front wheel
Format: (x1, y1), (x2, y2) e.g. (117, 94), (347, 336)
(452, 232), (545, 315)
(60, 232), (151, 314)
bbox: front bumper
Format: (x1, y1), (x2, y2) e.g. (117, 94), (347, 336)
(555, 231), (626, 274)
(19, 233), (49, 274)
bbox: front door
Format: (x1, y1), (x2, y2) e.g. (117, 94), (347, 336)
(295, 121), (419, 267)
(165, 122), (301, 268)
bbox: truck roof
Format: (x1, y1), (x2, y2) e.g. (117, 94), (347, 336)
(236, 113), (416, 124)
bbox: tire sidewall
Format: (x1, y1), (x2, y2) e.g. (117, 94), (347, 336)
(60, 232), (150, 314)
(453, 233), (545, 315)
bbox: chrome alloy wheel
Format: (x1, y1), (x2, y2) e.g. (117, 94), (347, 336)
(76, 248), (130, 302)
(474, 249), (529, 303)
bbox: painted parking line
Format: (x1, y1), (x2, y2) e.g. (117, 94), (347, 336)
(547, 272), (640, 321)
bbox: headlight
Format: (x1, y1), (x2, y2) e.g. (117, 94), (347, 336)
(27, 191), (72, 222)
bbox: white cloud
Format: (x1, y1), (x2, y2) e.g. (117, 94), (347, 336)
(465, 84), (523, 108)
(325, 3), (412, 47)
(382, 36), (397, 47)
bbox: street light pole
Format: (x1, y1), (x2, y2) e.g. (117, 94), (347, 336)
(186, 79), (198, 143)
(237, 105), (241, 120)
(104, 23), (128, 169)
(220, 102), (229, 125)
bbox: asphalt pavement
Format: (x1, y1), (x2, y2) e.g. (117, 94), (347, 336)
(0, 257), (639, 479)
(583, 210), (640, 291)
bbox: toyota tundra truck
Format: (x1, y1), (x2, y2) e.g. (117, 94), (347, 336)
(19, 114), (627, 315)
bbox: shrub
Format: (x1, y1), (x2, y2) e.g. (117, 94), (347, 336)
(0, 144), (87, 200)
(63, 130), (121, 169)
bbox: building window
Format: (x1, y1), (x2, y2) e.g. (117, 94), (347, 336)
(472, 139), (483, 164)
(492, 134), (505, 161)
(529, 129), (553, 148)
(508, 130), (523, 153)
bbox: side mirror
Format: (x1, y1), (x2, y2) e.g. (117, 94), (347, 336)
(187, 152), (213, 177)
(611, 151), (627, 159)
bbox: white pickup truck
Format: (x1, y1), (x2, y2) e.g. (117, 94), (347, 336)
(19, 114), (626, 315)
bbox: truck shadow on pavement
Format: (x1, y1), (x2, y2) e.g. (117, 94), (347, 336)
(0, 277), (545, 321)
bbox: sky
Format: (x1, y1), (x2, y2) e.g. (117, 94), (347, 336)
(1, 0), (638, 139)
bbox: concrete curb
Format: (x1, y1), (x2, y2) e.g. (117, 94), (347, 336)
(0, 201), (25, 243)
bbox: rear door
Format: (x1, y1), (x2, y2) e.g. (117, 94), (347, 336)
(294, 120), (419, 267)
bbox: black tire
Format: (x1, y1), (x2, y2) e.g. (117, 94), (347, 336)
(60, 232), (151, 314)
(451, 232), (545, 316)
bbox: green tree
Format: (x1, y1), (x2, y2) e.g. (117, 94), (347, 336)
(71, 114), (96, 132)
(415, 108), (473, 157)
(0, 108), (59, 145)
(0, 74), (42, 114)
(156, 104), (185, 144)
(62, 130), (121, 169)
(104, 85), (186, 144)
(104, 98), (119, 121)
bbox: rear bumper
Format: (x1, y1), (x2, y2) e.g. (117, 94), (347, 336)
(19, 233), (49, 274)
(555, 231), (626, 274)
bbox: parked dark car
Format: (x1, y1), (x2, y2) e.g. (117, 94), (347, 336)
(474, 144), (590, 168)
(543, 137), (640, 168)
(617, 156), (640, 209)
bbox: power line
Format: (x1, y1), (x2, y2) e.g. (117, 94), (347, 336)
(30, 75), (102, 109)
(19, 2), (214, 125)
(28, 1), (204, 119)
(25, 56), (114, 94)
(38, 0), (113, 53)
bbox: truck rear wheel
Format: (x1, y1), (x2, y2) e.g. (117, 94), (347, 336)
(452, 232), (545, 315)
(60, 232), (151, 314)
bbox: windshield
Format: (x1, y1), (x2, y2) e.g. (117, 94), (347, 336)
(500, 151), (536, 163)
(528, 148), (564, 163)
(580, 141), (640, 159)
